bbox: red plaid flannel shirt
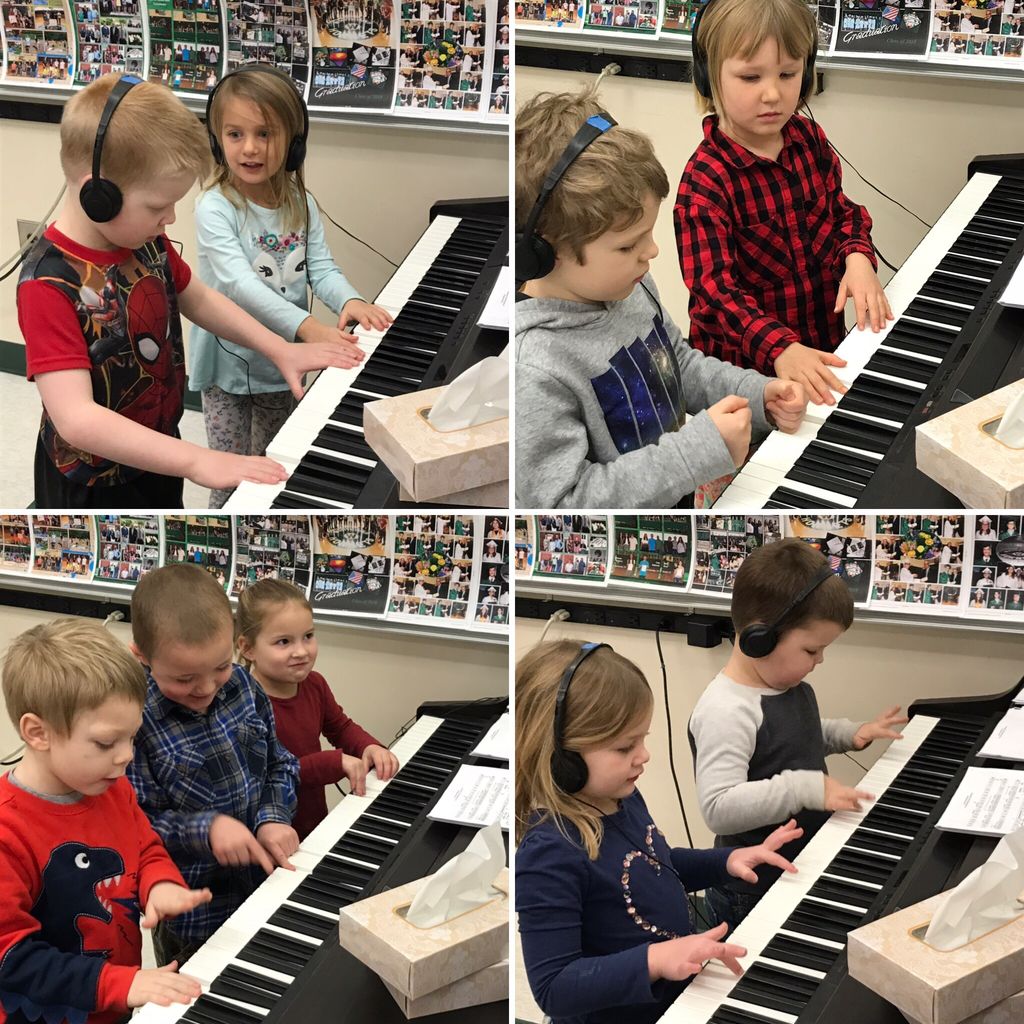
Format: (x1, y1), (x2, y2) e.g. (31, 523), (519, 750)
(674, 114), (877, 375)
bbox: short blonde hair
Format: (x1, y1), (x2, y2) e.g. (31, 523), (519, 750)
(515, 85), (669, 265)
(132, 562), (233, 660)
(695, 0), (817, 116)
(2, 618), (146, 737)
(61, 73), (211, 193)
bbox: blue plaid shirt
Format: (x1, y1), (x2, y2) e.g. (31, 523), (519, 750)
(128, 663), (299, 943)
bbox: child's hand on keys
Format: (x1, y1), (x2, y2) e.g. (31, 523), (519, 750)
(209, 814), (275, 874)
(774, 342), (848, 406)
(362, 743), (400, 782)
(340, 298), (393, 332)
(823, 774), (874, 812)
(836, 252), (894, 332)
(853, 705), (909, 750)
(647, 922), (747, 982)
(764, 379), (808, 434)
(707, 395), (752, 468)
(340, 752), (368, 796)
(726, 818), (803, 884)
(127, 962), (202, 1008)
(299, 317), (366, 355)
(189, 450), (287, 490)
(256, 822), (300, 870)
(140, 882), (213, 929)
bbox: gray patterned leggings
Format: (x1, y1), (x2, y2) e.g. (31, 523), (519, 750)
(201, 386), (296, 508)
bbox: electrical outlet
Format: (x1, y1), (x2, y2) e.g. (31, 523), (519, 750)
(17, 219), (41, 249)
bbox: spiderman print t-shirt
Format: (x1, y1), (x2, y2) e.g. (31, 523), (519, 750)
(17, 226), (190, 488)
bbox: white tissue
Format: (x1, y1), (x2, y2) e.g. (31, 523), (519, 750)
(924, 827), (1024, 950)
(427, 350), (509, 431)
(405, 822), (505, 928)
(995, 390), (1024, 448)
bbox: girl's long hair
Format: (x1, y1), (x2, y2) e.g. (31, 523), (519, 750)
(515, 639), (652, 859)
(206, 68), (308, 233)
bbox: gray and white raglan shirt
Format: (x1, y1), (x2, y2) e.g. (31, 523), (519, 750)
(515, 275), (773, 508)
(688, 672), (860, 896)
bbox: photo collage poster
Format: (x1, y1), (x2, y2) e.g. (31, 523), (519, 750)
(689, 514), (781, 594)
(0, 516), (31, 572)
(488, 0), (509, 117)
(611, 515), (693, 589)
(532, 514), (609, 582)
(30, 515), (95, 581)
(784, 514), (873, 605)
(514, 515), (534, 577)
(2, 0), (72, 82)
(163, 515), (233, 590)
(832, 0), (930, 58)
(661, 0), (704, 34)
(930, 0), (1024, 65)
(310, 514), (391, 615)
(582, 0), (660, 36)
(146, 0), (223, 92)
(869, 513), (967, 612)
(389, 514), (476, 623)
(513, 0), (584, 31)
(965, 513), (1024, 618)
(395, 0), (487, 117)
(475, 515), (510, 627)
(225, 0), (310, 84)
(95, 514), (160, 585)
(72, 0), (143, 85)
(308, 0), (396, 109)
(233, 515), (313, 596)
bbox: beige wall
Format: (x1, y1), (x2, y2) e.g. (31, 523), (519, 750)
(0, 113), (508, 348)
(517, 64), (1024, 333)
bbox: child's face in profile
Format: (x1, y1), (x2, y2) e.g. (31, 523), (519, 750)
(135, 623), (235, 714)
(579, 710), (652, 812)
(753, 618), (844, 691)
(92, 169), (195, 251)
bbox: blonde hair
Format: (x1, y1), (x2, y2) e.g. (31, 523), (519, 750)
(131, 563), (233, 660)
(61, 73), (211, 193)
(205, 67), (309, 233)
(515, 639), (653, 859)
(515, 85), (669, 265)
(236, 577), (311, 669)
(695, 0), (817, 116)
(2, 618), (146, 737)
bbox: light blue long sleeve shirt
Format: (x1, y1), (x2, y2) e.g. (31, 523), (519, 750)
(189, 184), (362, 394)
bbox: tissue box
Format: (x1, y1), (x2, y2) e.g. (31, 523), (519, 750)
(916, 379), (1024, 507)
(363, 387), (508, 502)
(337, 867), (508, 1000)
(382, 958), (508, 1019)
(397, 480), (508, 505)
(847, 892), (1024, 1024)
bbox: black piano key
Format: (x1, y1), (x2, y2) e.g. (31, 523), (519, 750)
(313, 424), (376, 461)
(816, 414), (898, 455)
(729, 963), (816, 1015)
(289, 880), (350, 914)
(354, 814), (407, 842)
(877, 787), (935, 814)
(902, 298), (969, 329)
(918, 273), (987, 307)
(784, 903), (864, 943)
(287, 452), (371, 504)
(762, 933), (840, 973)
(330, 392), (375, 426)
(891, 767), (950, 795)
(864, 351), (936, 385)
(767, 486), (820, 508)
(800, 442), (880, 480)
(271, 491), (337, 511)
(182, 993), (265, 1024)
(846, 828), (911, 857)
(307, 864), (370, 894)
(786, 464), (864, 499)
(351, 369), (420, 398)
(238, 929), (316, 975)
(886, 316), (963, 347)
(879, 332), (951, 361)
(933, 252), (995, 279)
(949, 233), (1009, 261)
(268, 904), (336, 941)
(808, 876), (874, 910)
(828, 850), (894, 885)
(842, 377), (920, 413)
(331, 832), (394, 862)
(765, 498), (800, 509)
(836, 392), (910, 424)
(211, 964), (288, 1010)
(709, 1007), (786, 1024)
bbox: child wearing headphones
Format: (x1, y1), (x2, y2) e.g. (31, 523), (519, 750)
(688, 538), (908, 929)
(516, 638), (804, 1024)
(675, 0), (893, 405)
(16, 72), (358, 509)
(191, 64), (392, 507)
(515, 84), (809, 509)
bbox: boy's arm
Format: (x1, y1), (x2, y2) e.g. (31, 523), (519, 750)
(515, 361), (736, 508)
(250, 681), (300, 828)
(821, 717), (860, 756)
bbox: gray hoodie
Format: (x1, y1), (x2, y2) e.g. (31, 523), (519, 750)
(515, 275), (772, 508)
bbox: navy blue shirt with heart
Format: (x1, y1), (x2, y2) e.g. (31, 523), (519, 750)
(516, 789), (734, 1024)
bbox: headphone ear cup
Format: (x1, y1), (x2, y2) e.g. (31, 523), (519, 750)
(515, 233), (556, 282)
(285, 135), (306, 173)
(80, 178), (123, 223)
(692, 52), (711, 99)
(551, 748), (589, 794)
(739, 623), (777, 659)
(209, 131), (224, 166)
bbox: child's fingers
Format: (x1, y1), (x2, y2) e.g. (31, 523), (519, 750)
(247, 836), (277, 874)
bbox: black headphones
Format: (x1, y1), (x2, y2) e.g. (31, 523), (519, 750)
(551, 642), (610, 794)
(738, 565), (834, 659)
(206, 64), (309, 172)
(690, 0), (817, 104)
(515, 112), (617, 285)
(80, 73), (143, 223)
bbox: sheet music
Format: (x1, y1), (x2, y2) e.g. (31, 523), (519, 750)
(1013, 689), (1024, 706)
(936, 766), (1024, 836)
(472, 712), (510, 761)
(998, 254), (1024, 309)
(477, 266), (511, 329)
(979, 708), (1024, 761)
(428, 764), (509, 830)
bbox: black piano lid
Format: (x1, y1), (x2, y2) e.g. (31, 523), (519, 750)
(795, 681), (1021, 1024)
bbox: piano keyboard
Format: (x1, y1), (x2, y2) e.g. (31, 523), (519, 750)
(225, 213), (505, 511)
(661, 712), (987, 1024)
(133, 714), (487, 1024)
(714, 171), (1024, 510)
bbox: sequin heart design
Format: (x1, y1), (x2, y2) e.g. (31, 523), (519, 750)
(620, 823), (681, 939)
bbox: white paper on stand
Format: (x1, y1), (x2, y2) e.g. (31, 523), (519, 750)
(998, 255), (1024, 309)
(472, 713), (510, 761)
(1014, 689), (1024, 706)
(979, 707), (1024, 760)
(935, 766), (1024, 837)
(428, 764), (509, 830)
(477, 266), (511, 329)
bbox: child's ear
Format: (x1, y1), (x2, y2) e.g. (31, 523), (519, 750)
(128, 642), (150, 669)
(20, 713), (52, 752)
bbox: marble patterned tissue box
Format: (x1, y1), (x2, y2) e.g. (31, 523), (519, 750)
(337, 867), (508, 1000)
(363, 386), (508, 502)
(397, 479), (508, 505)
(847, 892), (1024, 1024)
(916, 379), (1024, 507)
(382, 958), (508, 1019)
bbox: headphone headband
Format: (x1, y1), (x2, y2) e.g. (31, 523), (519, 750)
(80, 73), (142, 223)
(551, 642), (611, 794)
